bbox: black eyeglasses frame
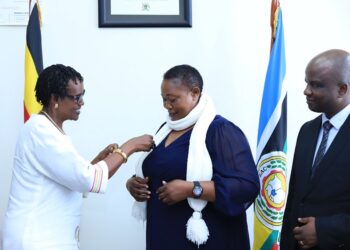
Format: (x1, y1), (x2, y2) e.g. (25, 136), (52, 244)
(65, 90), (85, 103)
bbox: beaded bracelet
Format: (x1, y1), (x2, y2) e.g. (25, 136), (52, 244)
(113, 147), (128, 163)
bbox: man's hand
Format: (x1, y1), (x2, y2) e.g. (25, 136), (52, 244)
(293, 217), (318, 249)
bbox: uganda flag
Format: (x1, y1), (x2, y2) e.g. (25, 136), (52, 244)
(253, 0), (287, 249)
(24, 0), (43, 122)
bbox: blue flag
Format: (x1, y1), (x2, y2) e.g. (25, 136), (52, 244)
(253, 2), (287, 249)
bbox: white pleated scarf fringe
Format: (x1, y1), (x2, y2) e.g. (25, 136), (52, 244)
(132, 93), (216, 246)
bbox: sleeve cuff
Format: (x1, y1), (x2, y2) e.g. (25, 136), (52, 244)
(89, 160), (109, 193)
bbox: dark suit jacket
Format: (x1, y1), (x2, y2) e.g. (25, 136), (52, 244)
(280, 114), (350, 250)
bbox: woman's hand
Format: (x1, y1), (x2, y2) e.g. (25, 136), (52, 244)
(121, 134), (154, 156)
(126, 176), (151, 202)
(91, 143), (117, 164)
(157, 180), (192, 205)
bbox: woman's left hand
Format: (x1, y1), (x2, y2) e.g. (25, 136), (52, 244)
(91, 143), (117, 164)
(156, 180), (192, 205)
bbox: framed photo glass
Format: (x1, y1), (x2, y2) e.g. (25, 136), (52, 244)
(98, 0), (192, 27)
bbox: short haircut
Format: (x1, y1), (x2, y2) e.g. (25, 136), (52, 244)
(35, 64), (83, 107)
(163, 64), (203, 92)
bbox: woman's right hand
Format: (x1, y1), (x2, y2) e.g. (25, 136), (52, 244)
(120, 134), (154, 156)
(126, 176), (151, 202)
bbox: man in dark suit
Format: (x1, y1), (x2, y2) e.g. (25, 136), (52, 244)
(280, 49), (350, 250)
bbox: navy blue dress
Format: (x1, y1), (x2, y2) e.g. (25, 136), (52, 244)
(143, 115), (259, 250)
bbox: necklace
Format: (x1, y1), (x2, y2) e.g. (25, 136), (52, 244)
(39, 111), (65, 135)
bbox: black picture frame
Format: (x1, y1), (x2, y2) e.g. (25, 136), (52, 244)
(98, 0), (192, 27)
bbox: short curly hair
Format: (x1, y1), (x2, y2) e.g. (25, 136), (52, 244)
(163, 64), (203, 92)
(35, 64), (83, 107)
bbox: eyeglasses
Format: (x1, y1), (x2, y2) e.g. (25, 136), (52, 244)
(66, 90), (85, 103)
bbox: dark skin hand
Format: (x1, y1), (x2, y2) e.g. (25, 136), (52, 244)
(157, 180), (215, 205)
(127, 177), (216, 205)
(293, 217), (318, 249)
(91, 143), (117, 164)
(156, 180), (192, 205)
(127, 176), (151, 202)
(127, 177), (188, 204)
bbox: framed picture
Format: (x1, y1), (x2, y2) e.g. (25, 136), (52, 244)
(98, 0), (192, 27)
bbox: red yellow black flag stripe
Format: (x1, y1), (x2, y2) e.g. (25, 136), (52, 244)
(24, 0), (43, 122)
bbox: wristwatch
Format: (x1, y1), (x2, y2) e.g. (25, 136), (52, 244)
(192, 181), (203, 198)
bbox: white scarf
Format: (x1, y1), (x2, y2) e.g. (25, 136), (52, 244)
(132, 93), (216, 246)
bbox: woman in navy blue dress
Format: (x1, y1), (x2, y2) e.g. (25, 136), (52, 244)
(127, 65), (259, 250)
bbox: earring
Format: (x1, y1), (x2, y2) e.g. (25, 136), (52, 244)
(54, 103), (58, 109)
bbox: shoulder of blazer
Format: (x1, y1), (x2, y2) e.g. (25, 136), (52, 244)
(298, 115), (322, 137)
(303, 115), (322, 129)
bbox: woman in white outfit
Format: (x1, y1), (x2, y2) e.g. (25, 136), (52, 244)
(2, 64), (154, 250)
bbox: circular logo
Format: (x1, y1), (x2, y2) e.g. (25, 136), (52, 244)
(255, 151), (287, 230)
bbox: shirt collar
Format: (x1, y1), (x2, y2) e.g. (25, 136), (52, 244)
(322, 104), (350, 130)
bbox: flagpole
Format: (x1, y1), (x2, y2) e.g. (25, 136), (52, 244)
(253, 0), (287, 249)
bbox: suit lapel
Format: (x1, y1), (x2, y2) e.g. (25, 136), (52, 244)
(299, 116), (322, 199)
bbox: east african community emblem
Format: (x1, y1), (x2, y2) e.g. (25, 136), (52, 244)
(255, 151), (287, 230)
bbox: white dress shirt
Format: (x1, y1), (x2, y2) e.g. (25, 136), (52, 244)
(313, 104), (350, 164)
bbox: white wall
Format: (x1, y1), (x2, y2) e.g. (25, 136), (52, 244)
(1, 0), (350, 249)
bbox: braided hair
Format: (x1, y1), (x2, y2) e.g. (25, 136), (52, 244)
(35, 64), (83, 107)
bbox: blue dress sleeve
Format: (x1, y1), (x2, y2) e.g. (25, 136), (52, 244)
(206, 116), (260, 216)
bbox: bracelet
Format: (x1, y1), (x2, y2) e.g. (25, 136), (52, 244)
(112, 147), (128, 163)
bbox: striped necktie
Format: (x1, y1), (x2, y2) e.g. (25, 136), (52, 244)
(311, 121), (333, 177)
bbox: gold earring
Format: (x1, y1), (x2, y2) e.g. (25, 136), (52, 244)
(54, 103), (58, 109)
